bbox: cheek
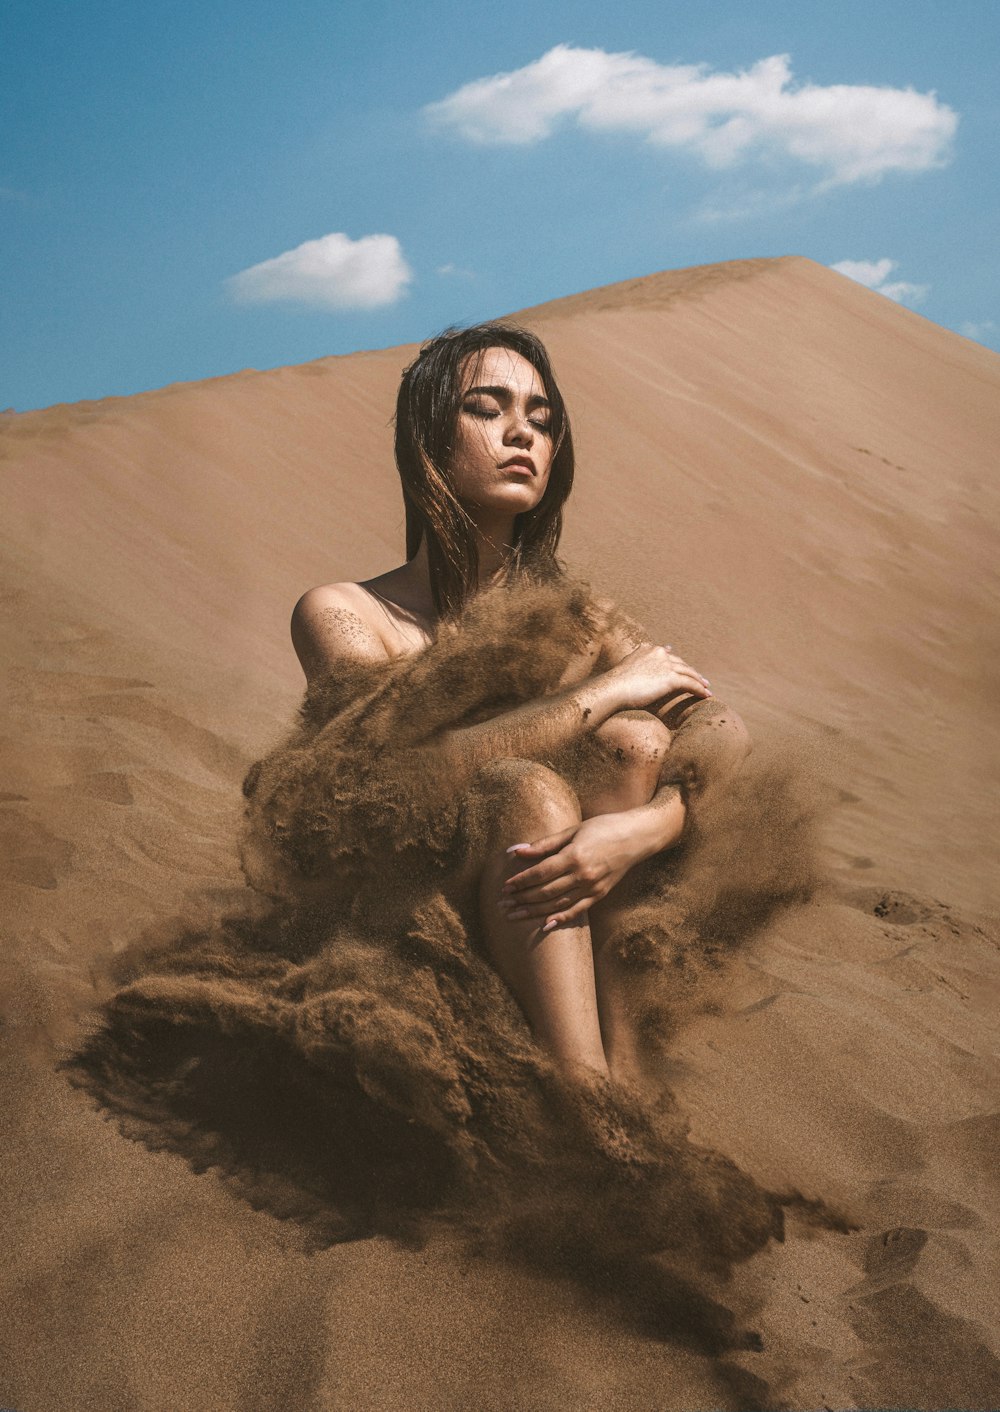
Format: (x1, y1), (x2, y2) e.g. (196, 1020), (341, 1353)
(453, 418), (494, 466)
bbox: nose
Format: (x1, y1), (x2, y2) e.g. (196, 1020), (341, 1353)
(504, 411), (534, 447)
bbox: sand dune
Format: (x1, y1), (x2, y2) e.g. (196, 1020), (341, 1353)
(2, 256), (998, 1410)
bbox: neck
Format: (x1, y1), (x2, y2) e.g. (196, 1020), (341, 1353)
(406, 515), (518, 607)
(472, 514), (518, 586)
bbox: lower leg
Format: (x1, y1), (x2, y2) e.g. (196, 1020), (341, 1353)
(584, 703), (751, 1080)
(579, 712), (675, 1083)
(475, 761), (609, 1076)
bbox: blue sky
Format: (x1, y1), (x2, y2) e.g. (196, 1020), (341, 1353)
(2, 0), (998, 411)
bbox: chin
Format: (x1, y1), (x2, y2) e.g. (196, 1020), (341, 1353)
(496, 486), (545, 512)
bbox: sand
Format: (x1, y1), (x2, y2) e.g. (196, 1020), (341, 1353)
(1, 255), (998, 1410)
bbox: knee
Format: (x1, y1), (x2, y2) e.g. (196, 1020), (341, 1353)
(687, 700), (751, 754)
(667, 700), (752, 785)
(594, 710), (672, 775)
(474, 758), (581, 831)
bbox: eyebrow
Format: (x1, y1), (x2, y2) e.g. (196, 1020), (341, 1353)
(463, 384), (551, 409)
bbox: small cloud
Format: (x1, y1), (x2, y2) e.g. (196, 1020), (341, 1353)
(831, 258), (928, 305)
(695, 183), (810, 223)
(425, 45), (958, 187)
(436, 262), (476, 280)
(959, 319), (996, 343)
(227, 232), (412, 311)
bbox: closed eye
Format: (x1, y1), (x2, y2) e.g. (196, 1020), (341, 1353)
(464, 401), (551, 433)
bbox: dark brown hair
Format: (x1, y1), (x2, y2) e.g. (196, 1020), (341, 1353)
(394, 322), (574, 620)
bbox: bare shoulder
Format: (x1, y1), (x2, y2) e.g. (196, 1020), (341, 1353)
(591, 593), (651, 669)
(291, 581), (389, 681)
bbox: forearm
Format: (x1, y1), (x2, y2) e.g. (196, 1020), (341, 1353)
(615, 782), (687, 864)
(441, 673), (624, 777)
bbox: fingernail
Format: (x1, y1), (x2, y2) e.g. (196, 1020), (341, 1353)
(542, 919), (558, 933)
(506, 844), (527, 855)
(508, 908), (528, 921)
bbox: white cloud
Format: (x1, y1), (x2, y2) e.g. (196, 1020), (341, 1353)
(227, 232), (412, 311)
(425, 45), (957, 186)
(831, 258), (929, 305)
(959, 319), (996, 342)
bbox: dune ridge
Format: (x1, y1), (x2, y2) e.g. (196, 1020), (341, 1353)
(2, 256), (998, 1410)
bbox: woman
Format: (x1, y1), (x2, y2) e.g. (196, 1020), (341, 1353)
(289, 322), (750, 1084)
(66, 319), (793, 1268)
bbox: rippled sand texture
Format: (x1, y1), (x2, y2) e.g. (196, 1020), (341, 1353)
(2, 256), (998, 1410)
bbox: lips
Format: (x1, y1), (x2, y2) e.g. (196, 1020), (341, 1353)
(501, 457), (535, 474)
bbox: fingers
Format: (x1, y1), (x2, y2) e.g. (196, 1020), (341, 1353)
(500, 875), (579, 919)
(501, 870), (577, 908)
(501, 887), (595, 926)
(502, 859), (566, 893)
(505, 825), (577, 859)
(539, 896), (596, 932)
(662, 646), (711, 694)
(505, 893), (578, 923)
(670, 665), (712, 697)
(648, 648), (713, 698)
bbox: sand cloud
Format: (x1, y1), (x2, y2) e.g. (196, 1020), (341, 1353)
(227, 232), (412, 311)
(831, 258), (929, 304)
(425, 46), (957, 186)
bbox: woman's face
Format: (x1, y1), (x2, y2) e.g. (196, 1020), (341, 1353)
(449, 346), (554, 521)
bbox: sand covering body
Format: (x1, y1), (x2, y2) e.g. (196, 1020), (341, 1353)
(66, 577), (823, 1274)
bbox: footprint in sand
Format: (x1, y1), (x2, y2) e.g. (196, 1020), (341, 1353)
(0, 808), (74, 889)
(842, 886), (968, 932)
(863, 1225), (928, 1279)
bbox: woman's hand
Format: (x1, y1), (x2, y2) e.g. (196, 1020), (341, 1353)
(603, 643), (712, 713)
(498, 813), (645, 931)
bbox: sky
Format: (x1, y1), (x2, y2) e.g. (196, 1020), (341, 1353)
(2, 0), (998, 411)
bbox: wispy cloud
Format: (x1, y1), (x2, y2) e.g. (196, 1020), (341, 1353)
(425, 46), (957, 187)
(227, 232), (412, 311)
(831, 258), (928, 304)
(959, 319), (996, 343)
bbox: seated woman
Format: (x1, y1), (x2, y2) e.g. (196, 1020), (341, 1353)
(290, 322), (750, 1084)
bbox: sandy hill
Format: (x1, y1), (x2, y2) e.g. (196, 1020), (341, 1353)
(1, 255), (998, 1411)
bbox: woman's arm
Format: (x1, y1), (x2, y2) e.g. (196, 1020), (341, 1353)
(291, 584), (712, 782)
(440, 672), (621, 774)
(440, 645), (712, 779)
(289, 581), (635, 756)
